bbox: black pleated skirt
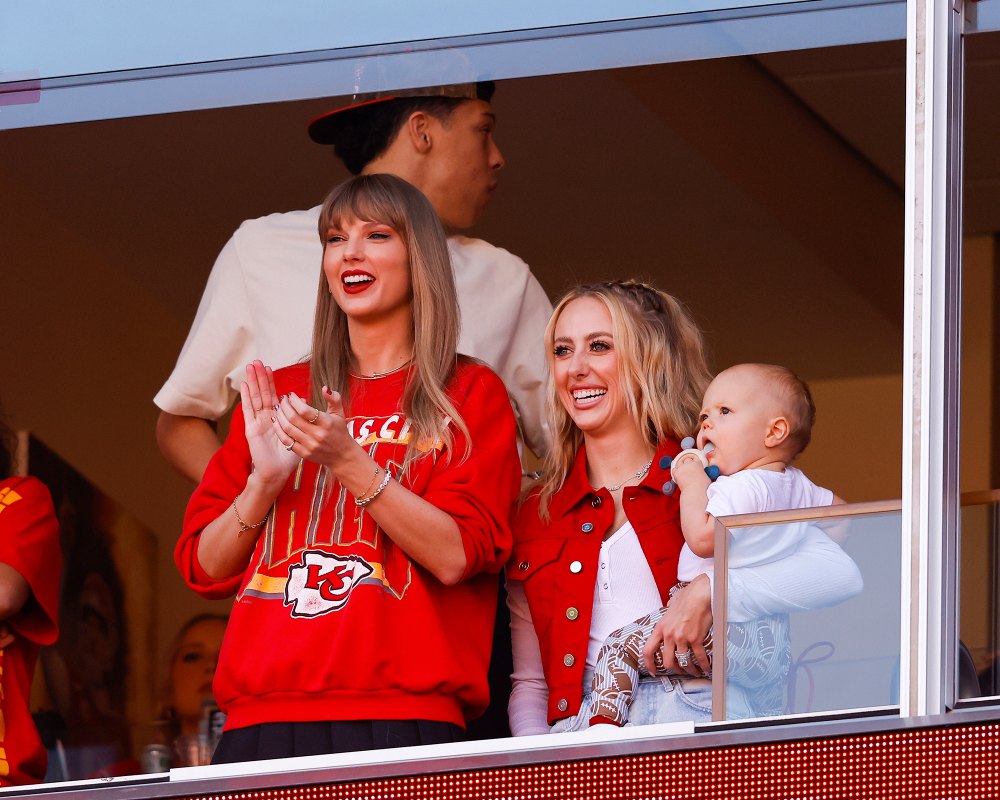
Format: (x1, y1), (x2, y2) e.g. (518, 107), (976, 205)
(212, 719), (465, 765)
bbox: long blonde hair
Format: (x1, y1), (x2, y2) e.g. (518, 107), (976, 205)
(311, 173), (469, 470)
(538, 280), (711, 517)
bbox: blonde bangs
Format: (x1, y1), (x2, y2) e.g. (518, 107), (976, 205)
(310, 174), (467, 475)
(317, 179), (409, 243)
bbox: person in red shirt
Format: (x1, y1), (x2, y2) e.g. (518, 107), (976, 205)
(0, 415), (61, 786)
(507, 281), (712, 734)
(176, 173), (521, 763)
(508, 282), (863, 734)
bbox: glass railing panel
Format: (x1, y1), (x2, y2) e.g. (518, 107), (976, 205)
(714, 502), (902, 721)
(957, 491), (1000, 701)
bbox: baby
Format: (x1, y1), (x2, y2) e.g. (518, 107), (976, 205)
(586, 362), (851, 727)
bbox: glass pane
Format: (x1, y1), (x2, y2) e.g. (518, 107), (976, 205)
(967, 0), (1000, 35)
(0, 2), (906, 130)
(957, 21), (1000, 703)
(3, 0), (818, 81)
(721, 508), (901, 720)
(2, 11), (907, 793)
(958, 497), (1000, 699)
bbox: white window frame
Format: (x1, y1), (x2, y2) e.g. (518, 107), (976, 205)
(899, 0), (964, 717)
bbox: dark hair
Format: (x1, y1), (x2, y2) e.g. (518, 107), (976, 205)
(330, 95), (470, 175)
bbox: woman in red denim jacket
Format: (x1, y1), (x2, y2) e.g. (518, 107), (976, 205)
(508, 281), (859, 734)
(508, 281), (714, 734)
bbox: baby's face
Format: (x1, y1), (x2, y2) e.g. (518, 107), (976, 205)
(696, 367), (785, 476)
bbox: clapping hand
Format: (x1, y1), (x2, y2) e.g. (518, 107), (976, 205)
(273, 387), (360, 472)
(240, 360), (300, 485)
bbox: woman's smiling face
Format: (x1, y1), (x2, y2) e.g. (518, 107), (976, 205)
(322, 216), (412, 326)
(551, 295), (633, 441)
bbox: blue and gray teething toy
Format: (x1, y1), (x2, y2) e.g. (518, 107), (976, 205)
(659, 437), (721, 495)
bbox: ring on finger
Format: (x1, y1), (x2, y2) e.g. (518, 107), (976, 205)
(307, 410), (321, 424)
(284, 438), (296, 451)
(674, 648), (693, 668)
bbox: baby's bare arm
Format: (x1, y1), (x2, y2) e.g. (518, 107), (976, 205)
(672, 454), (714, 557)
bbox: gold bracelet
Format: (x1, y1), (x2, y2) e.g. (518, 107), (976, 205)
(355, 465), (382, 504)
(355, 467), (392, 507)
(233, 493), (268, 537)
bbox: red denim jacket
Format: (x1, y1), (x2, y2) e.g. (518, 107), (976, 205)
(509, 439), (686, 724)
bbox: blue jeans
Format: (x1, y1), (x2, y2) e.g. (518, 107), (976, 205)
(551, 677), (715, 732)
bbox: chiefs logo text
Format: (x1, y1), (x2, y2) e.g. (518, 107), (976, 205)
(284, 551), (375, 617)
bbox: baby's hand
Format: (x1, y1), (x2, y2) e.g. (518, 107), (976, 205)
(671, 453), (711, 492)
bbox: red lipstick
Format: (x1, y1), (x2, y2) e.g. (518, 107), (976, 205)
(341, 269), (375, 294)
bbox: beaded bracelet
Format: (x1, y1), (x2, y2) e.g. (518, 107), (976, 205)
(355, 467), (392, 507)
(356, 465), (381, 503)
(233, 494), (268, 537)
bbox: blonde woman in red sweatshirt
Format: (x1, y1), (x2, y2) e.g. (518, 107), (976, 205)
(176, 174), (520, 763)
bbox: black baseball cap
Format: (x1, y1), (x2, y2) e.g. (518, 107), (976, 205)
(308, 81), (495, 145)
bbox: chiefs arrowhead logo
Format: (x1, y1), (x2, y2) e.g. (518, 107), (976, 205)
(284, 551), (374, 618)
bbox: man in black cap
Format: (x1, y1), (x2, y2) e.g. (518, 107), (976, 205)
(155, 83), (551, 483)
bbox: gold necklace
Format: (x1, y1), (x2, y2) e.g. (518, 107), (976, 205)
(593, 458), (653, 493)
(348, 356), (413, 380)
